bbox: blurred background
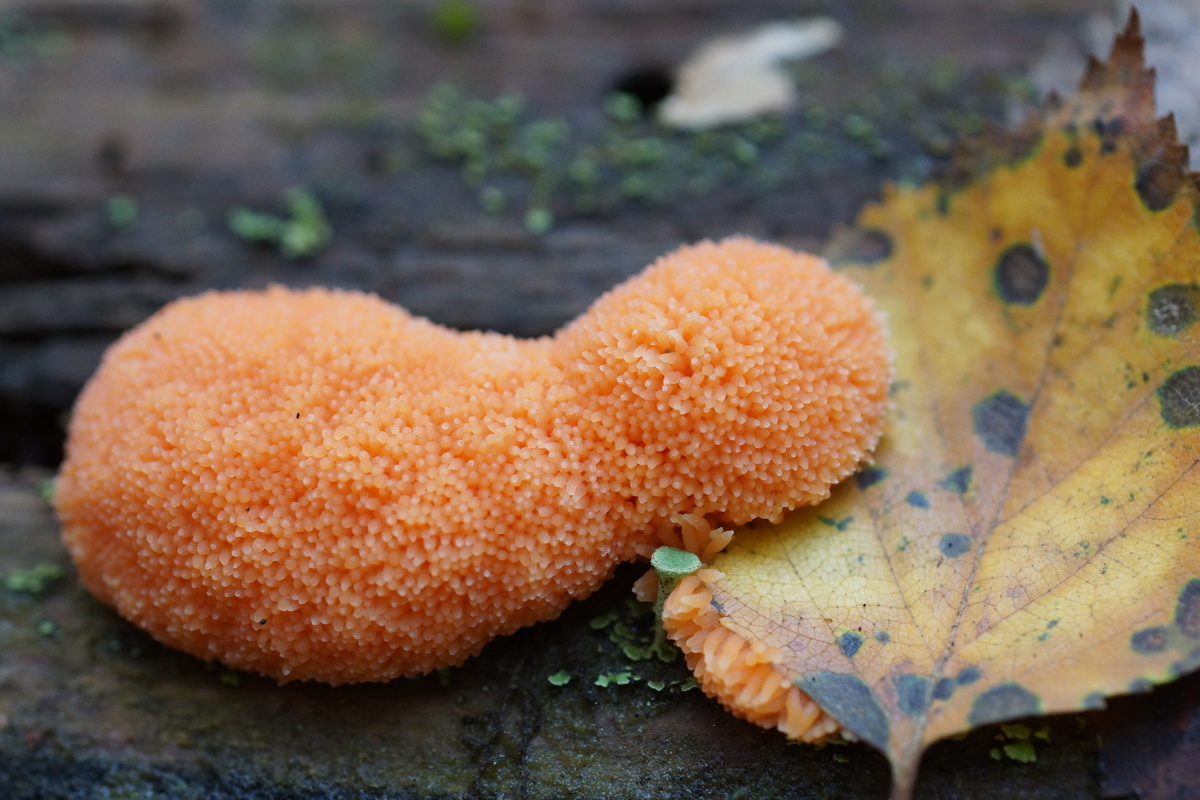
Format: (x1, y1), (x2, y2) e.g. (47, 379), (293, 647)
(3, 0), (1157, 468)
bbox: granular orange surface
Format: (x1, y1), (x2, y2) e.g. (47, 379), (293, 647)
(55, 237), (891, 683)
(662, 570), (844, 742)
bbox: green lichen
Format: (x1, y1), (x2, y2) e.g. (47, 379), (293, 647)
(0, 13), (71, 68)
(479, 186), (506, 214)
(991, 722), (1048, 763)
(38, 477), (56, 505)
(228, 188), (331, 258)
(589, 609), (618, 630)
(398, 55), (1023, 232)
(595, 671), (636, 688)
(6, 563), (64, 594)
(603, 92), (641, 124)
(523, 207), (554, 235)
(999, 723), (1031, 739)
(431, 0), (481, 43)
(1001, 741), (1037, 763)
(105, 194), (139, 230)
(593, 599), (676, 664)
(548, 670), (571, 687)
(248, 16), (393, 95)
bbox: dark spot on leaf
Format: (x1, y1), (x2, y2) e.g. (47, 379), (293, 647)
(1171, 647), (1200, 676)
(1080, 692), (1106, 710)
(994, 244), (1050, 305)
(1063, 144), (1082, 168)
(936, 191), (951, 216)
(1159, 367), (1200, 428)
(819, 516), (853, 531)
(874, 631), (890, 644)
(1130, 626), (1169, 654)
(895, 674), (929, 716)
(797, 672), (890, 750)
(905, 490), (929, 508)
(957, 665), (981, 686)
(932, 677), (955, 701)
(839, 631), (864, 658)
(1094, 117), (1122, 153)
(1146, 283), (1198, 336)
(939, 466), (972, 494)
(939, 533), (972, 558)
(1175, 578), (1200, 638)
(855, 466), (888, 490)
(973, 390), (1029, 456)
(1135, 158), (1182, 211)
(1128, 677), (1154, 693)
(968, 683), (1041, 727)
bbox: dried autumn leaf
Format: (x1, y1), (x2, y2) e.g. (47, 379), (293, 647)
(675, 13), (1200, 798)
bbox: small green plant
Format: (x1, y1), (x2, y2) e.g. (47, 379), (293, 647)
(431, 0), (481, 43)
(6, 563), (64, 594)
(228, 188), (331, 258)
(105, 194), (139, 230)
(594, 671), (636, 688)
(989, 723), (1050, 763)
(402, 60), (1019, 232)
(0, 14), (71, 68)
(523, 207), (553, 235)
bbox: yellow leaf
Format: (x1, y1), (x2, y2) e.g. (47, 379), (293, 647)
(669, 13), (1200, 798)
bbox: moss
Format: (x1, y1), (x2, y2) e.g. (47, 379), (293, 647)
(478, 186), (506, 214)
(523, 207), (554, 235)
(1002, 741), (1038, 763)
(992, 721), (1046, 764)
(105, 194), (139, 230)
(247, 15), (394, 95)
(594, 671), (636, 688)
(38, 477), (56, 506)
(0, 12), (71, 68)
(431, 0), (481, 43)
(5, 563), (64, 594)
(402, 58), (1016, 231)
(227, 188), (331, 258)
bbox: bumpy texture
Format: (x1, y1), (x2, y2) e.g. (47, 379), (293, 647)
(662, 570), (843, 742)
(55, 237), (891, 683)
